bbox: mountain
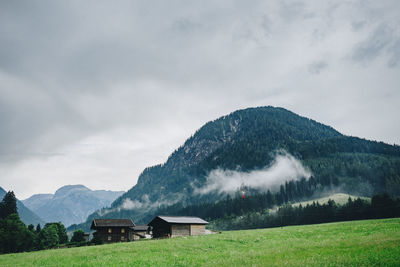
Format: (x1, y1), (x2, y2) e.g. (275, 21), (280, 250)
(70, 106), (400, 231)
(22, 185), (124, 227)
(0, 187), (45, 226)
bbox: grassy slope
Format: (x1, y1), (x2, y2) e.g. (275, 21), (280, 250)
(291, 193), (370, 207)
(1, 218), (399, 267)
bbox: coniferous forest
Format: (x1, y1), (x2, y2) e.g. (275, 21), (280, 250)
(154, 192), (400, 231)
(0, 192), (88, 254)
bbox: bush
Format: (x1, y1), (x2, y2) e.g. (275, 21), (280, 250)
(71, 229), (85, 243)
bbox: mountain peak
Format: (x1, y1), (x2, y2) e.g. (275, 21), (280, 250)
(54, 184), (90, 197)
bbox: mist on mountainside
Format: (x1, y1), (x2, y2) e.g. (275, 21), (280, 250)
(195, 150), (311, 195)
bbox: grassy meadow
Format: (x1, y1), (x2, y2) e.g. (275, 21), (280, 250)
(0, 218), (399, 266)
(291, 193), (370, 207)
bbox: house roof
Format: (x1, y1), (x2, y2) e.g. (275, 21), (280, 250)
(151, 216), (208, 225)
(133, 225), (149, 231)
(91, 219), (135, 229)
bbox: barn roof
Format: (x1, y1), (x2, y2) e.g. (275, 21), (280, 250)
(91, 219), (135, 229)
(152, 216), (208, 225)
(133, 225), (149, 231)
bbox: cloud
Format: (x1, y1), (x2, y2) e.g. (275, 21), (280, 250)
(1, 0), (400, 199)
(120, 194), (183, 210)
(97, 193), (183, 216)
(121, 198), (145, 210)
(352, 24), (396, 64)
(195, 151), (311, 195)
(388, 39), (400, 67)
(308, 61), (328, 74)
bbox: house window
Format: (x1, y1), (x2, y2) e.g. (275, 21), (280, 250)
(121, 236), (125, 241)
(108, 228), (112, 233)
(121, 228), (125, 233)
(108, 235), (112, 241)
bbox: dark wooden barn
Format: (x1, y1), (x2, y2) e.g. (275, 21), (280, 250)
(148, 216), (208, 238)
(91, 219), (135, 243)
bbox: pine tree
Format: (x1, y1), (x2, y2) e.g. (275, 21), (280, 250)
(0, 191), (18, 219)
(35, 224), (41, 233)
(0, 214), (34, 253)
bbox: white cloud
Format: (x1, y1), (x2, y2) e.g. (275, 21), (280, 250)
(97, 193), (183, 216)
(1, 0), (399, 198)
(121, 198), (144, 210)
(195, 151), (311, 195)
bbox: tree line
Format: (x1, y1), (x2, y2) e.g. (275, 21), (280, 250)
(0, 191), (90, 254)
(153, 183), (400, 232)
(145, 175), (335, 223)
(208, 193), (400, 230)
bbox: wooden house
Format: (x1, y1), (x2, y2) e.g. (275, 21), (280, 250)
(90, 219), (135, 243)
(148, 216), (208, 238)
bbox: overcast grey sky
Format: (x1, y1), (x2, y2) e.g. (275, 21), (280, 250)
(1, 0), (399, 199)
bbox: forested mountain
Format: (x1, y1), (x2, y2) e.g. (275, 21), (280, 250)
(0, 187), (44, 226)
(23, 185), (124, 227)
(69, 106), (400, 232)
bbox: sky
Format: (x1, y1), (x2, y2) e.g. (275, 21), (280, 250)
(0, 0), (399, 199)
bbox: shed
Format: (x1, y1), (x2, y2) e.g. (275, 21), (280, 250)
(132, 225), (151, 240)
(148, 216), (208, 238)
(90, 219), (135, 243)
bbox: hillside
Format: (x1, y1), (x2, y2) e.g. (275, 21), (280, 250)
(291, 193), (370, 207)
(22, 185), (124, 227)
(0, 187), (44, 226)
(3, 218), (400, 266)
(72, 106), (400, 231)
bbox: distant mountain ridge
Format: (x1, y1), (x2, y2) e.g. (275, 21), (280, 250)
(23, 185), (124, 227)
(70, 106), (400, 231)
(0, 186), (45, 226)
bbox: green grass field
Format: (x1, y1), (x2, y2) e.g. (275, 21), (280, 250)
(1, 218), (399, 266)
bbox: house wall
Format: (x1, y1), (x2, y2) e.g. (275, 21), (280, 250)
(94, 227), (132, 243)
(171, 224), (190, 237)
(190, 224), (206, 235)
